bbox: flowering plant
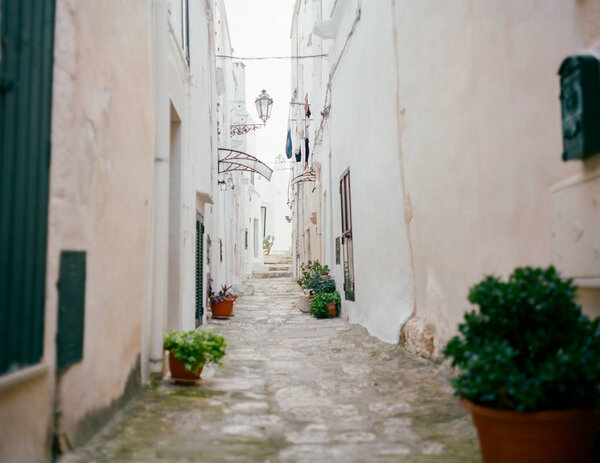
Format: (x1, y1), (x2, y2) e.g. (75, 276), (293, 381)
(208, 279), (235, 305)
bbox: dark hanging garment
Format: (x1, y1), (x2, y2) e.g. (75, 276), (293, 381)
(305, 138), (310, 163)
(295, 150), (302, 162)
(286, 130), (292, 159)
(306, 107), (311, 119)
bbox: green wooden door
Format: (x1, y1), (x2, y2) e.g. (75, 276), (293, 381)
(0, 0), (56, 375)
(195, 216), (205, 327)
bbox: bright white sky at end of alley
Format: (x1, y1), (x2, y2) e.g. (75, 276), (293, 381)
(223, 0), (297, 165)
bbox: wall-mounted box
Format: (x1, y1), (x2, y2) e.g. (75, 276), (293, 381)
(551, 172), (600, 285)
(558, 56), (600, 161)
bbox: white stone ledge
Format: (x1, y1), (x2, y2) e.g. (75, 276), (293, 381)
(0, 363), (49, 394)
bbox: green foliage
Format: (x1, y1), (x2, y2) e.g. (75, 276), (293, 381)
(297, 260), (330, 290)
(313, 275), (336, 294)
(444, 266), (600, 412)
(263, 235), (275, 255)
(310, 290), (341, 319)
(164, 329), (227, 374)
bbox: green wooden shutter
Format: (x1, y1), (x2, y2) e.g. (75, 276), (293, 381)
(195, 219), (204, 326)
(0, 0), (56, 375)
(56, 251), (86, 371)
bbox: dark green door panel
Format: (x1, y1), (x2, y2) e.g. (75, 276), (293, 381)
(195, 218), (204, 327)
(0, 0), (56, 375)
(57, 251), (86, 371)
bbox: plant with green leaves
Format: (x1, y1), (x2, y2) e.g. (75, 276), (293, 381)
(263, 235), (275, 255)
(444, 266), (600, 412)
(164, 329), (227, 375)
(310, 290), (341, 319)
(297, 260), (330, 290)
(313, 275), (336, 294)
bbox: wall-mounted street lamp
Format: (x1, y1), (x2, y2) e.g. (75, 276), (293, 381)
(255, 89), (273, 123)
(230, 90), (274, 136)
(218, 180), (227, 191)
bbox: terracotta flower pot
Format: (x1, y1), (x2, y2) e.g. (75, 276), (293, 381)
(327, 302), (337, 317)
(461, 398), (597, 463)
(168, 351), (203, 383)
(211, 298), (234, 319)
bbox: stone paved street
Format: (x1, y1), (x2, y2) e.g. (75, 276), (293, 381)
(61, 277), (480, 463)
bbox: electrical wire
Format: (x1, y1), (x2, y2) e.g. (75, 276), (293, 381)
(216, 54), (328, 60)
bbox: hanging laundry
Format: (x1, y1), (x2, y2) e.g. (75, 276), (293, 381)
(286, 129), (292, 159)
(305, 138), (310, 164)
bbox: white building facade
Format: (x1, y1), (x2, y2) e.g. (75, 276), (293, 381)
(291, 0), (600, 351)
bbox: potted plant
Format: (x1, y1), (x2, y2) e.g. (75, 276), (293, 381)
(163, 329), (227, 383)
(310, 290), (341, 319)
(208, 279), (236, 319)
(297, 260), (330, 295)
(444, 266), (600, 463)
(313, 275), (336, 295)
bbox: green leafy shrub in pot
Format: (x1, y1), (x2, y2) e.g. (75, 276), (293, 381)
(310, 290), (341, 319)
(313, 275), (336, 294)
(444, 266), (600, 412)
(297, 260), (329, 290)
(163, 329), (227, 375)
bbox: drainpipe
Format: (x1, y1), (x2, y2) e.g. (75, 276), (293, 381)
(146, 0), (169, 379)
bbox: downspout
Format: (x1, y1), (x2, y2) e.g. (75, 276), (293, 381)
(148, 0), (170, 378)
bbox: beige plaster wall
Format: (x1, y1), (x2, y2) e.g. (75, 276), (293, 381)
(47, 0), (154, 448)
(391, 0), (600, 353)
(0, 372), (53, 462)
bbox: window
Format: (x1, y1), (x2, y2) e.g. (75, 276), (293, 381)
(168, 0), (190, 66)
(339, 169), (355, 300)
(244, 229), (248, 250)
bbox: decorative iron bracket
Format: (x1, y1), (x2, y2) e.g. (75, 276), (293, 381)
(230, 123), (264, 137)
(291, 168), (316, 186)
(218, 148), (273, 181)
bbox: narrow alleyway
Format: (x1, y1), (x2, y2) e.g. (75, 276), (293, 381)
(61, 275), (479, 463)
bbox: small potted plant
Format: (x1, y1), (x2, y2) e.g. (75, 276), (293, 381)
(208, 279), (236, 319)
(163, 329), (227, 383)
(444, 266), (600, 463)
(310, 290), (341, 319)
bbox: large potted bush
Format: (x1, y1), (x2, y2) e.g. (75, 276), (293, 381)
(297, 260), (329, 294)
(208, 280), (236, 319)
(444, 266), (600, 463)
(163, 329), (227, 383)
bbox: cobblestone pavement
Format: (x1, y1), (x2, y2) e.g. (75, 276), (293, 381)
(61, 278), (480, 463)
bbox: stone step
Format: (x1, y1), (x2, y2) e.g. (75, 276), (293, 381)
(268, 265), (291, 271)
(252, 271), (293, 279)
(264, 254), (292, 265)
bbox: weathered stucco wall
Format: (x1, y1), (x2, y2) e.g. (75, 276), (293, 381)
(1, 1), (154, 460)
(324, 0), (415, 343)
(390, 0), (600, 354)
(47, 0), (153, 449)
(294, 0), (600, 350)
